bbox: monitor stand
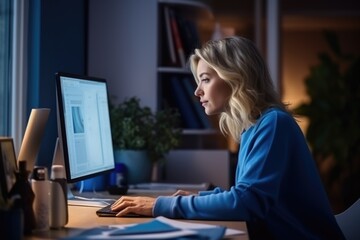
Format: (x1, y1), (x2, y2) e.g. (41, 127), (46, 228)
(67, 183), (116, 208)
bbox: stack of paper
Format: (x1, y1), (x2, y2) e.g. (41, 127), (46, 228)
(63, 216), (245, 239)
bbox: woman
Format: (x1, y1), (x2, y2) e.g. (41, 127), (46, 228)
(112, 36), (345, 239)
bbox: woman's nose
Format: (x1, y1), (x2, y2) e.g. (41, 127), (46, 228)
(194, 85), (203, 97)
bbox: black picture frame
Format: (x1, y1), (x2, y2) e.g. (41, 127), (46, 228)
(0, 137), (18, 201)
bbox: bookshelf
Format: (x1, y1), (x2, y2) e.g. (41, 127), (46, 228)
(157, 0), (212, 69)
(87, 0), (231, 186)
(157, 0), (228, 149)
(88, 0), (227, 149)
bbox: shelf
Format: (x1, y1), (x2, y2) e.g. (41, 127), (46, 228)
(177, 129), (228, 149)
(158, 0), (214, 20)
(158, 66), (191, 74)
(182, 129), (219, 135)
(88, 0), (227, 150)
(157, 0), (227, 149)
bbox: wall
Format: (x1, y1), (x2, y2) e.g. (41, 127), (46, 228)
(87, 0), (158, 109)
(27, 0), (86, 169)
(282, 29), (360, 131)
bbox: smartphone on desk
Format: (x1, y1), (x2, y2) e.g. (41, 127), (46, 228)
(96, 204), (145, 218)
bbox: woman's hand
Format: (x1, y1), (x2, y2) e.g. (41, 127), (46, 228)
(111, 196), (156, 217)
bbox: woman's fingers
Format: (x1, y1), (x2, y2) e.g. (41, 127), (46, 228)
(112, 196), (134, 206)
(111, 196), (155, 217)
(111, 196), (137, 211)
(116, 206), (137, 217)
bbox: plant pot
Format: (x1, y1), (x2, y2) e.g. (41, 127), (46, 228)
(114, 150), (152, 185)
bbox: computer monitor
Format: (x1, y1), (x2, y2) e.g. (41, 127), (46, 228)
(55, 72), (115, 186)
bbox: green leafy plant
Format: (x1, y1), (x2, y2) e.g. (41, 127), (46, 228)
(294, 31), (360, 210)
(110, 97), (181, 163)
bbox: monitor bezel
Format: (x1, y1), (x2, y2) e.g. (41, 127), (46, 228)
(55, 72), (115, 183)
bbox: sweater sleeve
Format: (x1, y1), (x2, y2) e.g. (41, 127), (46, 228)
(154, 110), (291, 220)
(198, 187), (223, 196)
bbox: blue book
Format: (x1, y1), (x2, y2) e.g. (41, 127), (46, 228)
(169, 76), (202, 129)
(182, 77), (213, 129)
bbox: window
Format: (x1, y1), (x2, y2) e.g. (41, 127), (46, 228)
(0, 0), (27, 152)
(0, 0), (13, 136)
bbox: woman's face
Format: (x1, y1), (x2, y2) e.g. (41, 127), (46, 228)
(194, 59), (231, 115)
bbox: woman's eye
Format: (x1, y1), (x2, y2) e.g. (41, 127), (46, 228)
(201, 78), (210, 83)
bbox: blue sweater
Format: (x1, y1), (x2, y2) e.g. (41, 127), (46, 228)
(154, 108), (345, 239)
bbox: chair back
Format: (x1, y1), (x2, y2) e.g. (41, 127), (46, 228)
(335, 198), (360, 240)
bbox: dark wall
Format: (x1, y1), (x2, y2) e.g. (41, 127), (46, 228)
(27, 0), (87, 169)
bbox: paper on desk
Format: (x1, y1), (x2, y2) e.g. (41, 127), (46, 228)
(62, 216), (245, 239)
(67, 226), (198, 239)
(156, 216), (245, 237)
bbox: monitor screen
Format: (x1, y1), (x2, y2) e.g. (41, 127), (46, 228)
(55, 72), (115, 183)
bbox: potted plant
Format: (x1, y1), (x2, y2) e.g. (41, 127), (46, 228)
(110, 97), (181, 184)
(294, 31), (360, 212)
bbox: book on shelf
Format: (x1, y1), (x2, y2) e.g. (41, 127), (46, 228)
(169, 7), (186, 68)
(163, 5), (177, 66)
(169, 76), (202, 129)
(161, 5), (201, 68)
(175, 10), (201, 59)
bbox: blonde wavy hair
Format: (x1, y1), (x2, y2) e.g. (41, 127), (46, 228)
(189, 36), (287, 142)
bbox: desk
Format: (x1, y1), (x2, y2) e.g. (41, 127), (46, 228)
(26, 205), (248, 239)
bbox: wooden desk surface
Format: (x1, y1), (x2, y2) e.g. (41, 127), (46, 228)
(27, 205), (248, 239)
